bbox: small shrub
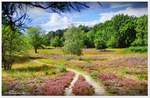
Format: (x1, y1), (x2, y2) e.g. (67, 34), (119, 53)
(94, 38), (107, 49)
(44, 70), (56, 75)
(137, 74), (146, 80)
(90, 71), (99, 79)
(122, 68), (129, 75)
(57, 64), (67, 72)
(44, 71), (49, 75)
(63, 40), (83, 56)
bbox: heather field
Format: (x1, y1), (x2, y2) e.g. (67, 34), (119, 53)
(2, 2), (148, 96)
(2, 48), (147, 95)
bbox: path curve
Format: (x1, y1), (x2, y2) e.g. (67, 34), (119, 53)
(65, 73), (79, 95)
(33, 60), (106, 96)
(67, 68), (106, 96)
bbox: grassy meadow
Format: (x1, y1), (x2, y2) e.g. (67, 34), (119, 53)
(2, 47), (147, 95)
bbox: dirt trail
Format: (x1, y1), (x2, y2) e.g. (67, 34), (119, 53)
(65, 73), (79, 95)
(67, 68), (106, 96)
(33, 60), (106, 96)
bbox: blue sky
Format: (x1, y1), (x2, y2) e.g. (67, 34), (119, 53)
(26, 2), (147, 32)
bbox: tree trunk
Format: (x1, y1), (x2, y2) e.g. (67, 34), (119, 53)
(3, 59), (12, 70)
(35, 48), (38, 53)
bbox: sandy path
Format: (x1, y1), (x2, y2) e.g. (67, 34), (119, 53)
(65, 73), (79, 95)
(67, 68), (106, 96)
(33, 60), (106, 95)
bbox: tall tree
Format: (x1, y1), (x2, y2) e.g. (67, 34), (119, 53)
(27, 27), (44, 53)
(2, 25), (25, 70)
(118, 18), (136, 47)
(63, 26), (84, 55)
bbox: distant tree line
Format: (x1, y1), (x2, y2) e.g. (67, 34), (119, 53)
(41, 14), (147, 51)
(4, 14), (147, 57)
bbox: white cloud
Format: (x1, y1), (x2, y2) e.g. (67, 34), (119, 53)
(41, 13), (72, 31)
(41, 13), (99, 31)
(99, 7), (148, 23)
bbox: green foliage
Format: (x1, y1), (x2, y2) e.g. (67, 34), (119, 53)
(27, 27), (44, 53)
(2, 26), (25, 54)
(94, 38), (107, 49)
(107, 36), (117, 48)
(86, 31), (96, 48)
(57, 64), (67, 72)
(131, 38), (145, 46)
(21, 35), (32, 51)
(126, 46), (147, 53)
(36, 14), (147, 50)
(118, 19), (136, 47)
(90, 71), (98, 79)
(131, 15), (148, 46)
(63, 26), (84, 55)
(137, 74), (146, 80)
(2, 25), (28, 70)
(42, 34), (50, 46)
(51, 36), (63, 47)
(94, 31), (107, 49)
(89, 14), (147, 48)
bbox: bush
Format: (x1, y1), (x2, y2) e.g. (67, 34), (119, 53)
(51, 36), (63, 47)
(57, 64), (67, 72)
(107, 36), (117, 48)
(94, 38), (107, 49)
(126, 46), (147, 53)
(63, 40), (83, 56)
(63, 26), (84, 56)
(90, 71), (98, 79)
(131, 38), (146, 46)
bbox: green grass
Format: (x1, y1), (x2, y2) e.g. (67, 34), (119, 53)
(36, 48), (64, 55)
(3, 59), (67, 80)
(56, 64), (67, 72)
(121, 67), (129, 75)
(137, 74), (147, 80)
(125, 46), (147, 53)
(38, 58), (65, 65)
